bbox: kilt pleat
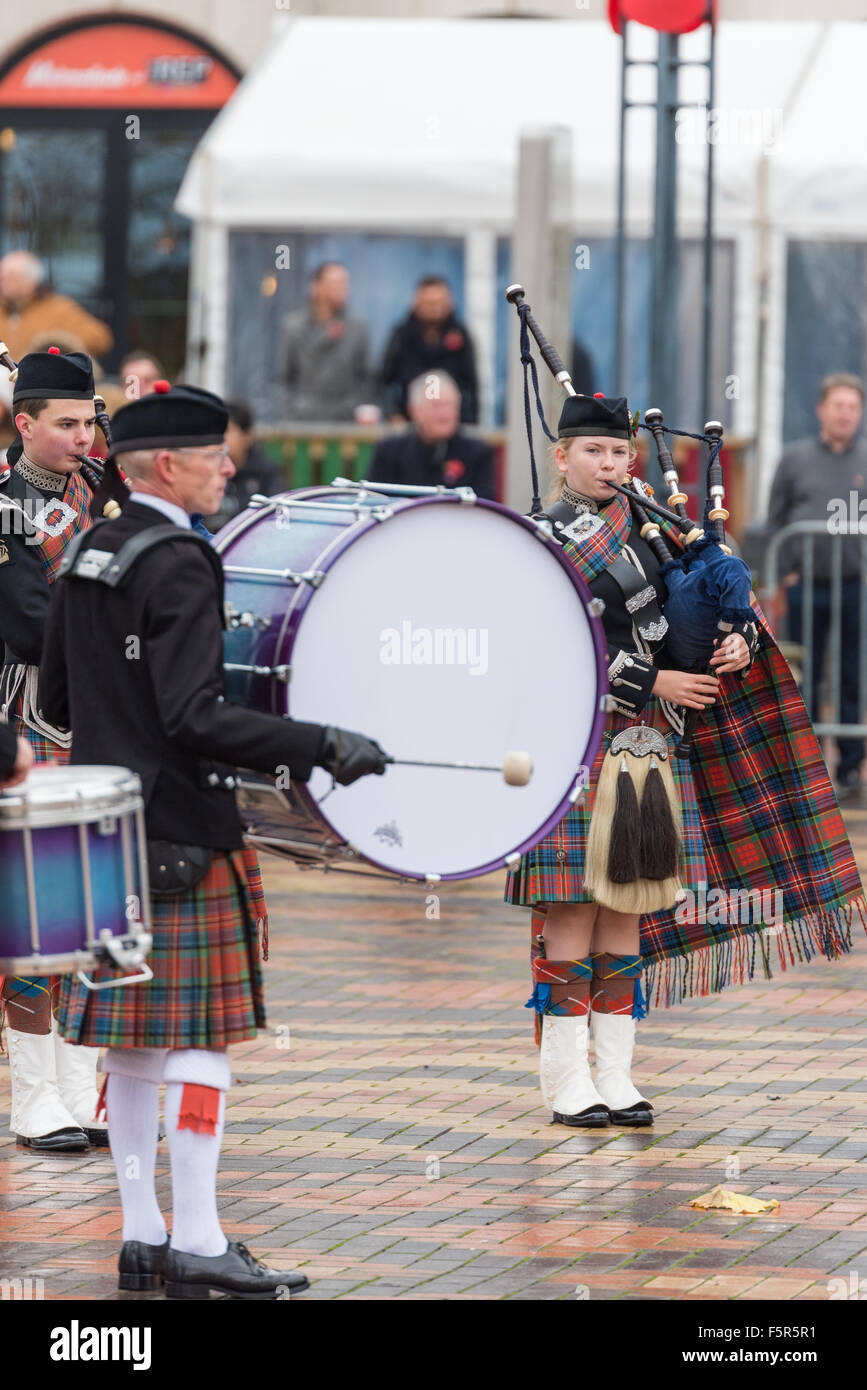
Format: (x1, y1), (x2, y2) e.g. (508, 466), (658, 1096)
(56, 849), (266, 1048)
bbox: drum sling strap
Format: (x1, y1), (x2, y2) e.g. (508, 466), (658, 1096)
(58, 521), (225, 602)
(59, 521), (228, 895)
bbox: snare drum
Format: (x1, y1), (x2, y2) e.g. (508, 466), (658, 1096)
(215, 484), (607, 881)
(0, 765), (152, 987)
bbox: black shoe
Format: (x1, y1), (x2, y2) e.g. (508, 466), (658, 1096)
(609, 1101), (654, 1127)
(164, 1241), (310, 1300)
(16, 1127), (89, 1153)
(84, 1127), (111, 1148)
(118, 1239), (169, 1292)
(552, 1104), (611, 1128)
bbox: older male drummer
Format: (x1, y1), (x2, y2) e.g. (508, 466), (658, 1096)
(40, 383), (388, 1300)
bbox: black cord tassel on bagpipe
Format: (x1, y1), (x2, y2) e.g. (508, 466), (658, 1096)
(504, 283), (755, 763)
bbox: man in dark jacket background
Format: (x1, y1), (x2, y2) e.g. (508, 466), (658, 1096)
(767, 372), (867, 796)
(367, 371), (495, 500)
(380, 276), (478, 424)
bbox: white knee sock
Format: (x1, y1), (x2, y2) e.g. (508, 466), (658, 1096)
(164, 1081), (229, 1258)
(106, 1073), (167, 1246)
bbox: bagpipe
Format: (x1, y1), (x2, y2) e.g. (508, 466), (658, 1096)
(0, 341), (124, 516)
(504, 284), (755, 761)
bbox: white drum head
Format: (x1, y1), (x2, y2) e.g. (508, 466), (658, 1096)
(286, 499), (602, 879)
(0, 765), (142, 825)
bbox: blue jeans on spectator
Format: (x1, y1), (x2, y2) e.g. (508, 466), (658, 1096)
(787, 577), (864, 777)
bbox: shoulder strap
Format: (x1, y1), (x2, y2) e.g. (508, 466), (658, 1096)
(64, 525), (224, 599)
(57, 520), (111, 578)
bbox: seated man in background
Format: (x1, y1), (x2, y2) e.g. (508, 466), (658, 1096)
(367, 371), (495, 500)
(203, 399), (286, 531)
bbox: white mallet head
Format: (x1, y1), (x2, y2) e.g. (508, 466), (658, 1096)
(503, 751), (532, 786)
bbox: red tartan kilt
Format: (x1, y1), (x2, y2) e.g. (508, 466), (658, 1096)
(56, 849), (266, 1049)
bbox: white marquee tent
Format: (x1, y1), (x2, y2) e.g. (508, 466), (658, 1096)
(177, 16), (867, 502)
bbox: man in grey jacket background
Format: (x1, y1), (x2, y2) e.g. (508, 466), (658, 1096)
(767, 372), (867, 798)
(282, 262), (369, 422)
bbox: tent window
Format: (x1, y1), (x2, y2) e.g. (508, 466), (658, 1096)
(785, 241), (867, 443)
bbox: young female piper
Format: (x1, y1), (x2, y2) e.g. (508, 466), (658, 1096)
(506, 393), (866, 1128)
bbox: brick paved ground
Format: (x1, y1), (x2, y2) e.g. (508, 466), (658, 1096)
(2, 806), (866, 1302)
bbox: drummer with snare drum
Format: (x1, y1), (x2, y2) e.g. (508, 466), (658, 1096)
(39, 382), (389, 1301)
(0, 347), (109, 1152)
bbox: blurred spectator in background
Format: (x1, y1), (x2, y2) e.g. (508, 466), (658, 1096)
(120, 350), (166, 399)
(767, 371), (867, 798)
(368, 371), (494, 499)
(283, 262), (369, 421)
(0, 370), (14, 464)
(380, 276), (478, 425)
(0, 251), (113, 361)
(203, 399), (285, 531)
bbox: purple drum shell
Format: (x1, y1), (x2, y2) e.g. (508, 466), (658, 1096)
(0, 817), (139, 972)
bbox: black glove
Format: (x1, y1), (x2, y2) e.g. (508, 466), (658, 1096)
(318, 727), (390, 786)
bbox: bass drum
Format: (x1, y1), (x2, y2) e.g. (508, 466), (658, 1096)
(214, 484), (607, 881)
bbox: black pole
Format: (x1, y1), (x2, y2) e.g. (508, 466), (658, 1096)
(614, 22), (628, 395)
(699, 12), (716, 455)
(649, 30), (679, 490)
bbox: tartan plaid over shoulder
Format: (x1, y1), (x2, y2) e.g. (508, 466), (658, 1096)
(507, 491), (866, 1009)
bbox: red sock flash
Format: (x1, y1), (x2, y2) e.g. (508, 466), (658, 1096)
(176, 1083), (221, 1135)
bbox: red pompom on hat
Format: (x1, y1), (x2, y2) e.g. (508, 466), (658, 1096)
(593, 392), (605, 399)
(152, 379), (171, 394)
(48, 346), (61, 355)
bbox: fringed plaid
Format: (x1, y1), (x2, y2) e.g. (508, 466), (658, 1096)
(507, 501), (866, 1010)
(56, 849), (265, 1049)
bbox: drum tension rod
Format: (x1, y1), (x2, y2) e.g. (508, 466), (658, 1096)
(223, 662), (292, 682)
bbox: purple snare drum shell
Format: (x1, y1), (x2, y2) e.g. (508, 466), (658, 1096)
(0, 765), (149, 975)
(215, 488), (608, 880)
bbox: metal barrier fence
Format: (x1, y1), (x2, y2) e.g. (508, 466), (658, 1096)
(761, 521), (867, 740)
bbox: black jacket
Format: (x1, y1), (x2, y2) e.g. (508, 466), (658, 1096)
(0, 718), (17, 780)
(379, 313), (478, 423)
(39, 500), (326, 848)
(367, 429), (496, 500)
(0, 465), (64, 667)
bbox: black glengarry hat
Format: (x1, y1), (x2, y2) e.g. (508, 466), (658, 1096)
(558, 393), (631, 440)
(13, 347), (95, 403)
(107, 381), (229, 457)
(93, 381), (229, 521)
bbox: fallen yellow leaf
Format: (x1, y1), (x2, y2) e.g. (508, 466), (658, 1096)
(689, 1184), (780, 1214)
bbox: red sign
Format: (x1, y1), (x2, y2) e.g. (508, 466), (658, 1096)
(608, 0), (715, 34)
(0, 22), (238, 108)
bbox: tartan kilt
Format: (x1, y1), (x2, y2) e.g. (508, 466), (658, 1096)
(5, 687), (71, 765)
(56, 849), (266, 1049)
(505, 703), (706, 908)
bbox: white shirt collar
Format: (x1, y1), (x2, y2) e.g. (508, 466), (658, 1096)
(128, 492), (191, 530)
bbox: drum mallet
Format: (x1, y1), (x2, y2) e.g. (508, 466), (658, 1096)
(386, 752), (532, 786)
